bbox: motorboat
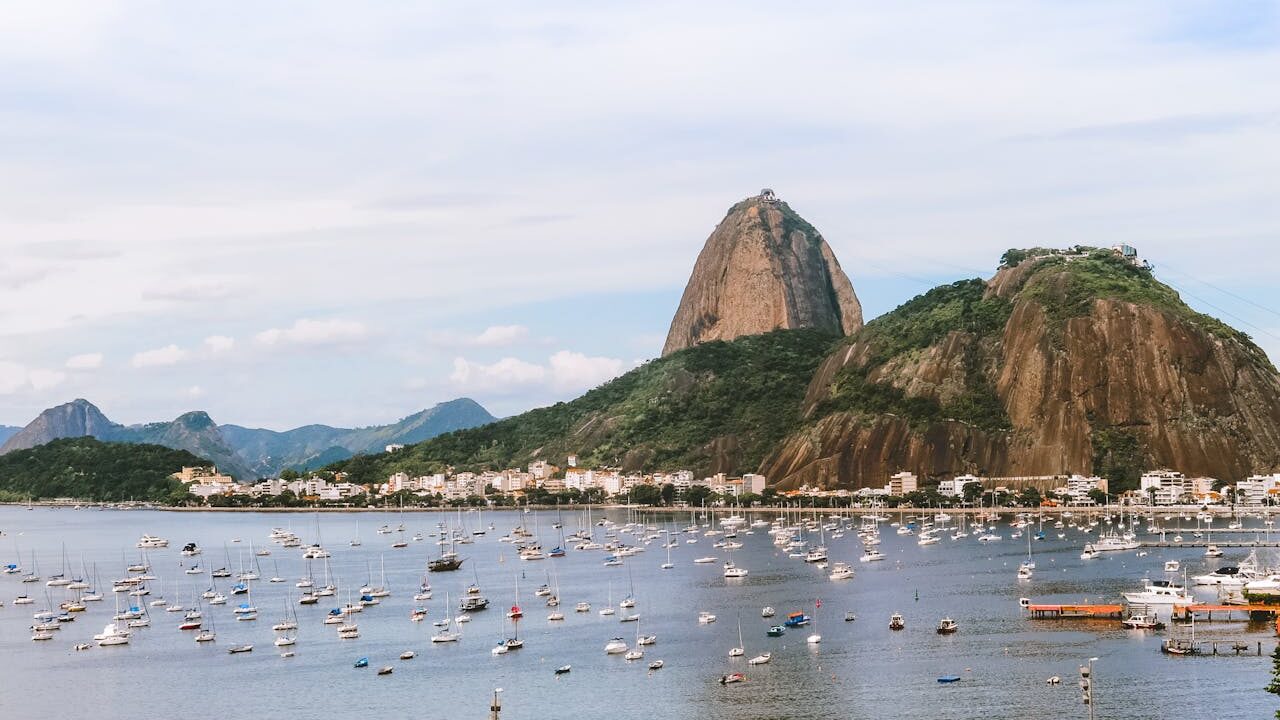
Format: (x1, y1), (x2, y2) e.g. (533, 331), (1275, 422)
(1204, 545), (1224, 558)
(604, 637), (628, 654)
(1122, 613), (1166, 630)
(783, 612), (809, 628)
(1080, 545), (1098, 560)
(137, 535), (169, 549)
(648, 660), (664, 671)
(723, 562), (748, 579)
(829, 562), (855, 581)
(719, 673), (746, 684)
(766, 625), (785, 637)
(1164, 560), (1180, 573)
(761, 606), (775, 618)
(748, 652), (771, 665)
(1122, 579), (1193, 607)
(698, 611), (717, 624)
(860, 549), (886, 563)
(936, 617), (958, 634)
(889, 613), (905, 630)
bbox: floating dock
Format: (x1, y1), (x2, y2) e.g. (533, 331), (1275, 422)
(1026, 604), (1124, 619)
(1140, 540), (1280, 548)
(1171, 604), (1280, 621)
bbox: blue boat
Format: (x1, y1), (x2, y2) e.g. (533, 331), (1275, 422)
(354, 657), (369, 668)
(784, 612), (810, 628)
(766, 625), (785, 637)
(548, 547), (566, 558)
(937, 675), (961, 683)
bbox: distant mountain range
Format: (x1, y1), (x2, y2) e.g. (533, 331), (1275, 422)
(0, 426), (19, 446)
(0, 398), (496, 480)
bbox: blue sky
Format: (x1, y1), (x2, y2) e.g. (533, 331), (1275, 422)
(0, 2), (1277, 429)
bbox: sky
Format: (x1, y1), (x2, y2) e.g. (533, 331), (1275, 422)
(0, 1), (1277, 430)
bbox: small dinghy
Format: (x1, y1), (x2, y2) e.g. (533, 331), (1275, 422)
(377, 666), (393, 675)
(648, 660), (664, 670)
(555, 665), (572, 675)
(937, 675), (961, 683)
(354, 657), (369, 668)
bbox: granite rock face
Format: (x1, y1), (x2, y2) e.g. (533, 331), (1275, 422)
(662, 192), (862, 356)
(762, 255), (1280, 489)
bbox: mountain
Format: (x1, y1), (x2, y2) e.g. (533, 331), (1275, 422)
(662, 190), (862, 356)
(221, 398), (497, 477)
(0, 399), (117, 453)
(0, 400), (252, 479)
(0, 436), (205, 502)
(0, 398), (496, 481)
(761, 248), (1280, 491)
(335, 246), (1280, 496)
(0, 426), (20, 446)
(331, 330), (840, 487)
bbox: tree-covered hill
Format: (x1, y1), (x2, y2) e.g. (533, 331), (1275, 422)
(331, 329), (840, 485)
(0, 437), (206, 502)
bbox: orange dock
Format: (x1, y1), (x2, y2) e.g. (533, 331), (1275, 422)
(1171, 604), (1280, 620)
(1027, 604), (1124, 619)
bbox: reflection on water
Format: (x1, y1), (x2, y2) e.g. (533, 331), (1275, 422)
(0, 506), (1275, 719)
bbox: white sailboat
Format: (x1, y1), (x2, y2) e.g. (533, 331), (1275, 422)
(729, 614), (745, 657)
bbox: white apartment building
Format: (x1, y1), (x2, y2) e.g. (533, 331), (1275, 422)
(1139, 470), (1188, 505)
(938, 474), (982, 498)
(1236, 474), (1280, 506)
(887, 471), (918, 496)
(743, 473), (768, 494)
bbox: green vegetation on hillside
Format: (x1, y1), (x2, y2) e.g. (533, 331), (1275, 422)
(332, 329), (840, 485)
(814, 279), (1013, 432)
(0, 437), (203, 502)
(1018, 250), (1264, 362)
(1091, 426), (1144, 492)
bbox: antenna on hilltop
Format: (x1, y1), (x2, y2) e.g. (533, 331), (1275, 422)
(758, 188), (778, 203)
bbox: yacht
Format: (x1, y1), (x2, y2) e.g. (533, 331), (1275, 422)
(604, 637), (628, 654)
(1091, 532), (1140, 553)
(829, 562), (855, 581)
(1122, 579), (1194, 607)
(936, 617), (958, 634)
(723, 562), (748, 579)
(136, 535), (169, 549)
(860, 549), (886, 563)
(698, 611), (717, 624)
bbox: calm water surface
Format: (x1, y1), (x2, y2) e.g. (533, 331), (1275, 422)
(0, 507), (1276, 719)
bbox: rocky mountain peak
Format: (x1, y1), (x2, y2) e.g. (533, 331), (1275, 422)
(662, 190), (862, 356)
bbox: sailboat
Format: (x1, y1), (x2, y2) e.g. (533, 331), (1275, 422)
(807, 599), (822, 644)
(729, 614), (745, 657)
(234, 580), (257, 620)
(350, 518), (362, 547)
(431, 592), (460, 642)
(661, 531), (675, 570)
(1017, 529), (1035, 580)
(97, 592), (131, 646)
(599, 583), (615, 616)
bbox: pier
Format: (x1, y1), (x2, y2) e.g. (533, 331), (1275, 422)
(1139, 540), (1280, 548)
(1170, 604), (1280, 621)
(1026, 604), (1124, 619)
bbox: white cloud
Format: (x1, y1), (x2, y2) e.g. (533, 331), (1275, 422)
(449, 350), (626, 396)
(0, 362), (67, 394)
(204, 335), (235, 353)
(131, 344), (188, 368)
(255, 318), (369, 347)
(65, 352), (104, 370)
(547, 350), (626, 392)
(186, 385), (205, 399)
(449, 357), (547, 394)
(0, 362), (29, 394)
(28, 369), (66, 391)
(472, 325), (529, 347)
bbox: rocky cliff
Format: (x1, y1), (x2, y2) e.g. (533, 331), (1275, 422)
(762, 250), (1280, 490)
(1, 399), (118, 454)
(662, 191), (862, 356)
